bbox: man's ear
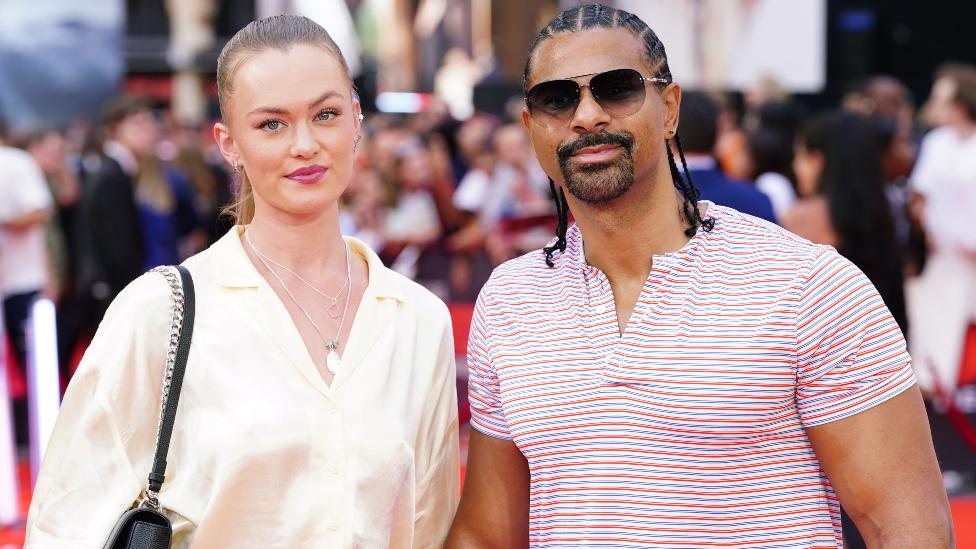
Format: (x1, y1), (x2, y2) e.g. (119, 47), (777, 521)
(663, 83), (682, 137)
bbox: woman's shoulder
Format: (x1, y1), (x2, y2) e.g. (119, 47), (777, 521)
(75, 270), (178, 385)
(382, 266), (450, 320)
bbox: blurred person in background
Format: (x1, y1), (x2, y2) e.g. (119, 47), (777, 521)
(171, 127), (235, 248)
(133, 152), (198, 269)
(0, 124), (54, 447)
(785, 110), (907, 333)
(676, 91), (776, 223)
(20, 128), (85, 378)
(870, 115), (922, 275)
(20, 128), (80, 301)
(447, 114), (498, 299)
(479, 123), (553, 264)
(739, 126), (797, 220)
(73, 96), (155, 329)
(340, 167), (387, 251)
(381, 139), (445, 279)
(906, 63), (976, 395)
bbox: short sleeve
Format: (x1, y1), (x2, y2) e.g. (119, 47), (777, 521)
(795, 250), (916, 428)
(466, 285), (512, 439)
(909, 131), (940, 196)
(0, 150), (52, 221)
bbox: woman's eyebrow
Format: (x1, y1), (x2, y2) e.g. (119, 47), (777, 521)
(247, 91), (344, 117)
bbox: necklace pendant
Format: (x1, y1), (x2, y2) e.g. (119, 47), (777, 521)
(326, 349), (341, 374)
(326, 299), (342, 319)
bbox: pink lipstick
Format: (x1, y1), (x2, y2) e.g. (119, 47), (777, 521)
(285, 165), (327, 184)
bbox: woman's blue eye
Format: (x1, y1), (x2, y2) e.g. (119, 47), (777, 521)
(260, 119), (282, 131)
(316, 109), (339, 121)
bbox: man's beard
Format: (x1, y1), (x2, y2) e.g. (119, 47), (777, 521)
(557, 131), (636, 204)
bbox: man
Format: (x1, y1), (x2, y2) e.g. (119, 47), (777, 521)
(74, 96), (155, 328)
(0, 126), (53, 447)
(447, 5), (952, 548)
(907, 63), (976, 398)
(678, 90), (776, 223)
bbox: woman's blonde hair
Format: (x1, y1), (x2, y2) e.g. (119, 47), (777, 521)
(216, 14), (351, 225)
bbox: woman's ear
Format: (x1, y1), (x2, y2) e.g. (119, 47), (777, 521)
(213, 122), (239, 169)
(353, 98), (364, 134)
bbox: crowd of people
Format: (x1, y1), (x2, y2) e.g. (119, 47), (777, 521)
(1, 38), (975, 455)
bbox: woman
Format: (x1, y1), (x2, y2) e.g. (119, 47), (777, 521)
(26, 15), (459, 548)
(783, 110), (907, 333)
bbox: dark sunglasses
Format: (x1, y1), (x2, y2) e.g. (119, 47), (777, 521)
(526, 68), (669, 124)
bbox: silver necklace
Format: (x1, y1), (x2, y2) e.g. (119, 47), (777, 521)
(246, 234), (351, 318)
(245, 229), (352, 375)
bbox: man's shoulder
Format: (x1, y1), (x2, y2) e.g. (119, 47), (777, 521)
(479, 242), (573, 306)
(706, 204), (829, 264)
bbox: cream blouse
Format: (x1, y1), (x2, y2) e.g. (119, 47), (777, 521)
(25, 227), (459, 548)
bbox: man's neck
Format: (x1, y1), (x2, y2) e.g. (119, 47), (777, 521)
(570, 169), (690, 281)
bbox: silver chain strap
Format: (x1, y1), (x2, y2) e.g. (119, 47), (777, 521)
(139, 266), (186, 511)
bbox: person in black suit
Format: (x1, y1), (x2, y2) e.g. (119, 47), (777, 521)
(74, 96), (156, 328)
(676, 91), (777, 223)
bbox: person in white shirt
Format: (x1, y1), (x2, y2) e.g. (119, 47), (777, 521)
(0, 141), (53, 447)
(26, 14), (459, 548)
(906, 63), (976, 395)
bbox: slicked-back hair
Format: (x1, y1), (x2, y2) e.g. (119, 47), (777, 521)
(523, 4), (713, 267)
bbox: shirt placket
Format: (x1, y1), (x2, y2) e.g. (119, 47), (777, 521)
(309, 397), (348, 542)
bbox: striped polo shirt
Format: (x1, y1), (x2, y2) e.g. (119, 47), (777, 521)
(467, 203), (915, 548)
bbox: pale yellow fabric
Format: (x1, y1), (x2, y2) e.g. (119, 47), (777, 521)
(25, 226), (460, 548)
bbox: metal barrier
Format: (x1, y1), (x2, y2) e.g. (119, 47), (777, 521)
(26, 298), (61, 486)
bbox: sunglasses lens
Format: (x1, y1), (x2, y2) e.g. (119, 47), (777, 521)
(528, 80), (580, 120)
(591, 69), (647, 117)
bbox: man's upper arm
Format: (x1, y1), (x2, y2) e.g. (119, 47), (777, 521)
(796, 250), (952, 546)
(447, 283), (530, 547)
(446, 428), (529, 548)
(806, 386), (953, 547)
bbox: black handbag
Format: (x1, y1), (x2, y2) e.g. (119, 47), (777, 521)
(103, 266), (195, 549)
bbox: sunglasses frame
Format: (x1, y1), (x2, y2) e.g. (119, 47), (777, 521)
(525, 68), (671, 123)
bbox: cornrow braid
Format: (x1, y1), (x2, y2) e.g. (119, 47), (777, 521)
(543, 178), (570, 267)
(672, 134), (714, 232)
(526, 4), (713, 266)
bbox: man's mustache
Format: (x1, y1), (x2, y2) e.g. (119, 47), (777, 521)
(557, 131), (635, 163)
